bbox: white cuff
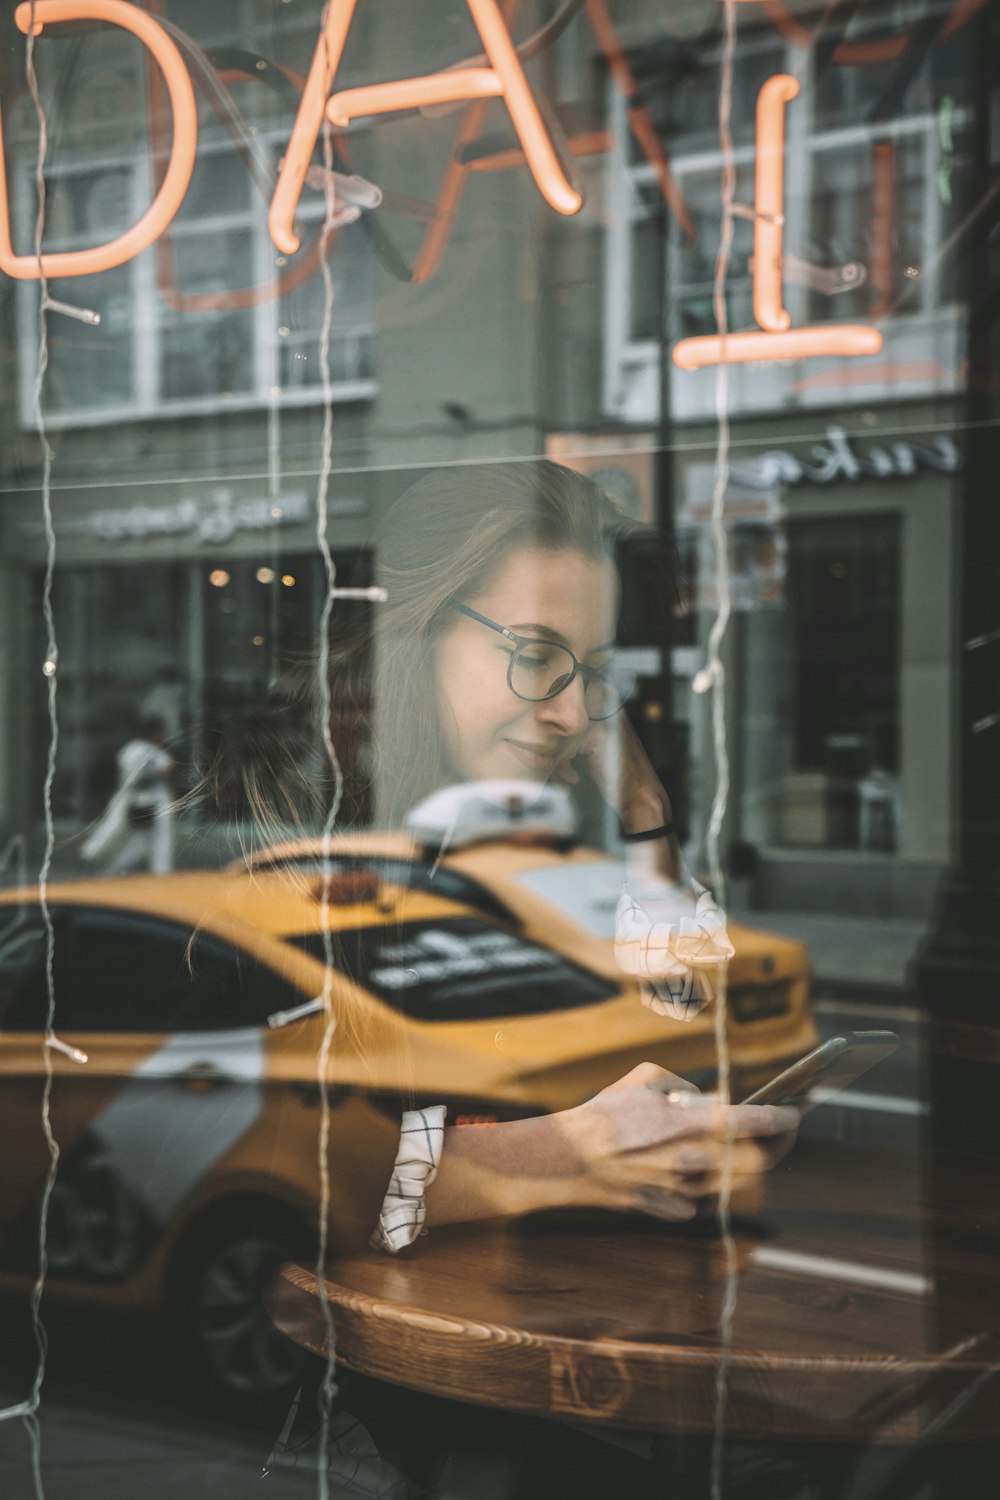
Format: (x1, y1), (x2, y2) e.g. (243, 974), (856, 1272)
(372, 1106), (447, 1254)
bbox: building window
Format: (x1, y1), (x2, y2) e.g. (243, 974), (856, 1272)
(17, 139), (375, 428)
(603, 24), (965, 424)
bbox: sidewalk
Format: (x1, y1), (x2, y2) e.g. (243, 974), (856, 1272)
(0, 820), (258, 890)
(730, 905), (926, 999)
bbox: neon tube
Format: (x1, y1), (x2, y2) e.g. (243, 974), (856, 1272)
(327, 69), (503, 125)
(269, 0), (361, 255)
(672, 325), (883, 371)
(584, 0), (693, 239)
(753, 73), (798, 334)
(463, 0), (580, 216)
(274, 0), (580, 255)
(0, 0), (197, 280)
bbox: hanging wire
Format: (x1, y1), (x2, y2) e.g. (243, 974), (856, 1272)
(705, 4), (740, 1495)
(311, 103), (346, 1500)
(0, 8), (61, 1497)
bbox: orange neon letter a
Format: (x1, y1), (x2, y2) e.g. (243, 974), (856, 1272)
(269, 0), (581, 257)
(0, 1), (197, 281)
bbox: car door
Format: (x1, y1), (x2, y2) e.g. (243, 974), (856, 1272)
(0, 904), (74, 1264)
(2, 905), (296, 1289)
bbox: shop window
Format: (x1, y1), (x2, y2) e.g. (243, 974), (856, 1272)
(778, 514), (900, 852)
(32, 564), (186, 823)
(806, 129), (950, 323)
(16, 139), (375, 427)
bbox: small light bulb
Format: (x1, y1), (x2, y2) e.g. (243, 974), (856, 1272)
(209, 569), (230, 588)
(281, 574), (296, 588)
(256, 567), (275, 584)
(42, 659), (57, 677)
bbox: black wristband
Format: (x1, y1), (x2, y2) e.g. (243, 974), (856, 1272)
(621, 821), (676, 844)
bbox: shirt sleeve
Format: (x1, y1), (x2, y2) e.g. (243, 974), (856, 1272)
(372, 1105), (447, 1254)
(614, 877), (735, 1021)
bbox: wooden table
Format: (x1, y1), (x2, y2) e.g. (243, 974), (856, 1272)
(267, 1141), (1000, 1493)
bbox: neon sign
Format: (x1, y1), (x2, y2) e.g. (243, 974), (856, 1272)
(0, 0), (579, 286)
(270, 0), (581, 255)
(0, 2), (893, 374)
(672, 74), (884, 370)
(0, 0), (198, 280)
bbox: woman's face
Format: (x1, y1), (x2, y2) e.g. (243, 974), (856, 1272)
(435, 546), (617, 783)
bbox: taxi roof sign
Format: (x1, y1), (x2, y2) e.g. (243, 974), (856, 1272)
(405, 780), (576, 852)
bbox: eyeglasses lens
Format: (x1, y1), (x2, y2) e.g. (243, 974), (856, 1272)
(510, 642), (627, 720)
(510, 640), (575, 702)
(584, 674), (621, 720)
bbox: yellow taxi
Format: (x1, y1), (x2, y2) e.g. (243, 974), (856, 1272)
(0, 797), (814, 1406)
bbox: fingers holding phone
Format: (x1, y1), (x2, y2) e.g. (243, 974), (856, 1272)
(565, 1063), (799, 1223)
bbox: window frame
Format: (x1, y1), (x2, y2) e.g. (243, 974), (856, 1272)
(16, 132), (377, 430)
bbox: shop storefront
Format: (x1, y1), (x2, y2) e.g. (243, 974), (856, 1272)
(0, 473), (374, 834)
(2, 3), (998, 1496)
(550, 402), (960, 918)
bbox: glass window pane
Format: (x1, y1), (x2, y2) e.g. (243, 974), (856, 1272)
(39, 269), (135, 413)
(159, 234), (256, 398)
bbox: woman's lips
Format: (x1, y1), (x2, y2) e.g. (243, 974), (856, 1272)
(503, 739), (562, 772)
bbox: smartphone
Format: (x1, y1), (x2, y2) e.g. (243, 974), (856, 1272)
(741, 1030), (899, 1111)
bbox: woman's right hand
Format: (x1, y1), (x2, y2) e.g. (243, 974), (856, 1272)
(562, 1063), (799, 1222)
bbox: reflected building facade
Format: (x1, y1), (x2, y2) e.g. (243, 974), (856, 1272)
(0, 0), (978, 927)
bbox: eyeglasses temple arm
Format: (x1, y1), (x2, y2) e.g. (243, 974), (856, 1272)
(449, 601), (517, 641)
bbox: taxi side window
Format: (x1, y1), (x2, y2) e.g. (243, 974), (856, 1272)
(57, 909), (297, 1033)
(0, 909), (50, 1031)
(176, 936), (300, 1031)
(58, 910), (199, 1033)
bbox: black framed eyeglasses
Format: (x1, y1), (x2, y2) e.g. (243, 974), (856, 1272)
(449, 602), (634, 721)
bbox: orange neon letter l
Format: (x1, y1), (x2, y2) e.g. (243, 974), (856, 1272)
(0, 1), (197, 280)
(269, 0), (580, 256)
(753, 72), (799, 333)
(671, 72), (883, 370)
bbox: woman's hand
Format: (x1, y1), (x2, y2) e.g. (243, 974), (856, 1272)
(556, 716), (671, 837)
(425, 1063), (799, 1231)
(561, 1063), (799, 1222)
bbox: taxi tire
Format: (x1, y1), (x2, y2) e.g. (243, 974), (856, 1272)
(165, 1198), (311, 1412)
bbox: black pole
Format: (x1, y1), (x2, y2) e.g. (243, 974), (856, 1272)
(910, 5), (1000, 1138)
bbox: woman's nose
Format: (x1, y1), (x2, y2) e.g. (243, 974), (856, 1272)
(536, 673), (590, 736)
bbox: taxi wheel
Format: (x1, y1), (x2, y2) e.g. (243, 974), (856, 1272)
(167, 1201), (310, 1410)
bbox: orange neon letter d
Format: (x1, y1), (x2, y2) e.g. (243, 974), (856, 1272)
(270, 0), (580, 256)
(0, 0), (197, 280)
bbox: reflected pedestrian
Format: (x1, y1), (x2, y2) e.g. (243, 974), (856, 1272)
(82, 715), (175, 875)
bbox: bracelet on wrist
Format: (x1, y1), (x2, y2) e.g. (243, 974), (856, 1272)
(620, 821), (676, 844)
